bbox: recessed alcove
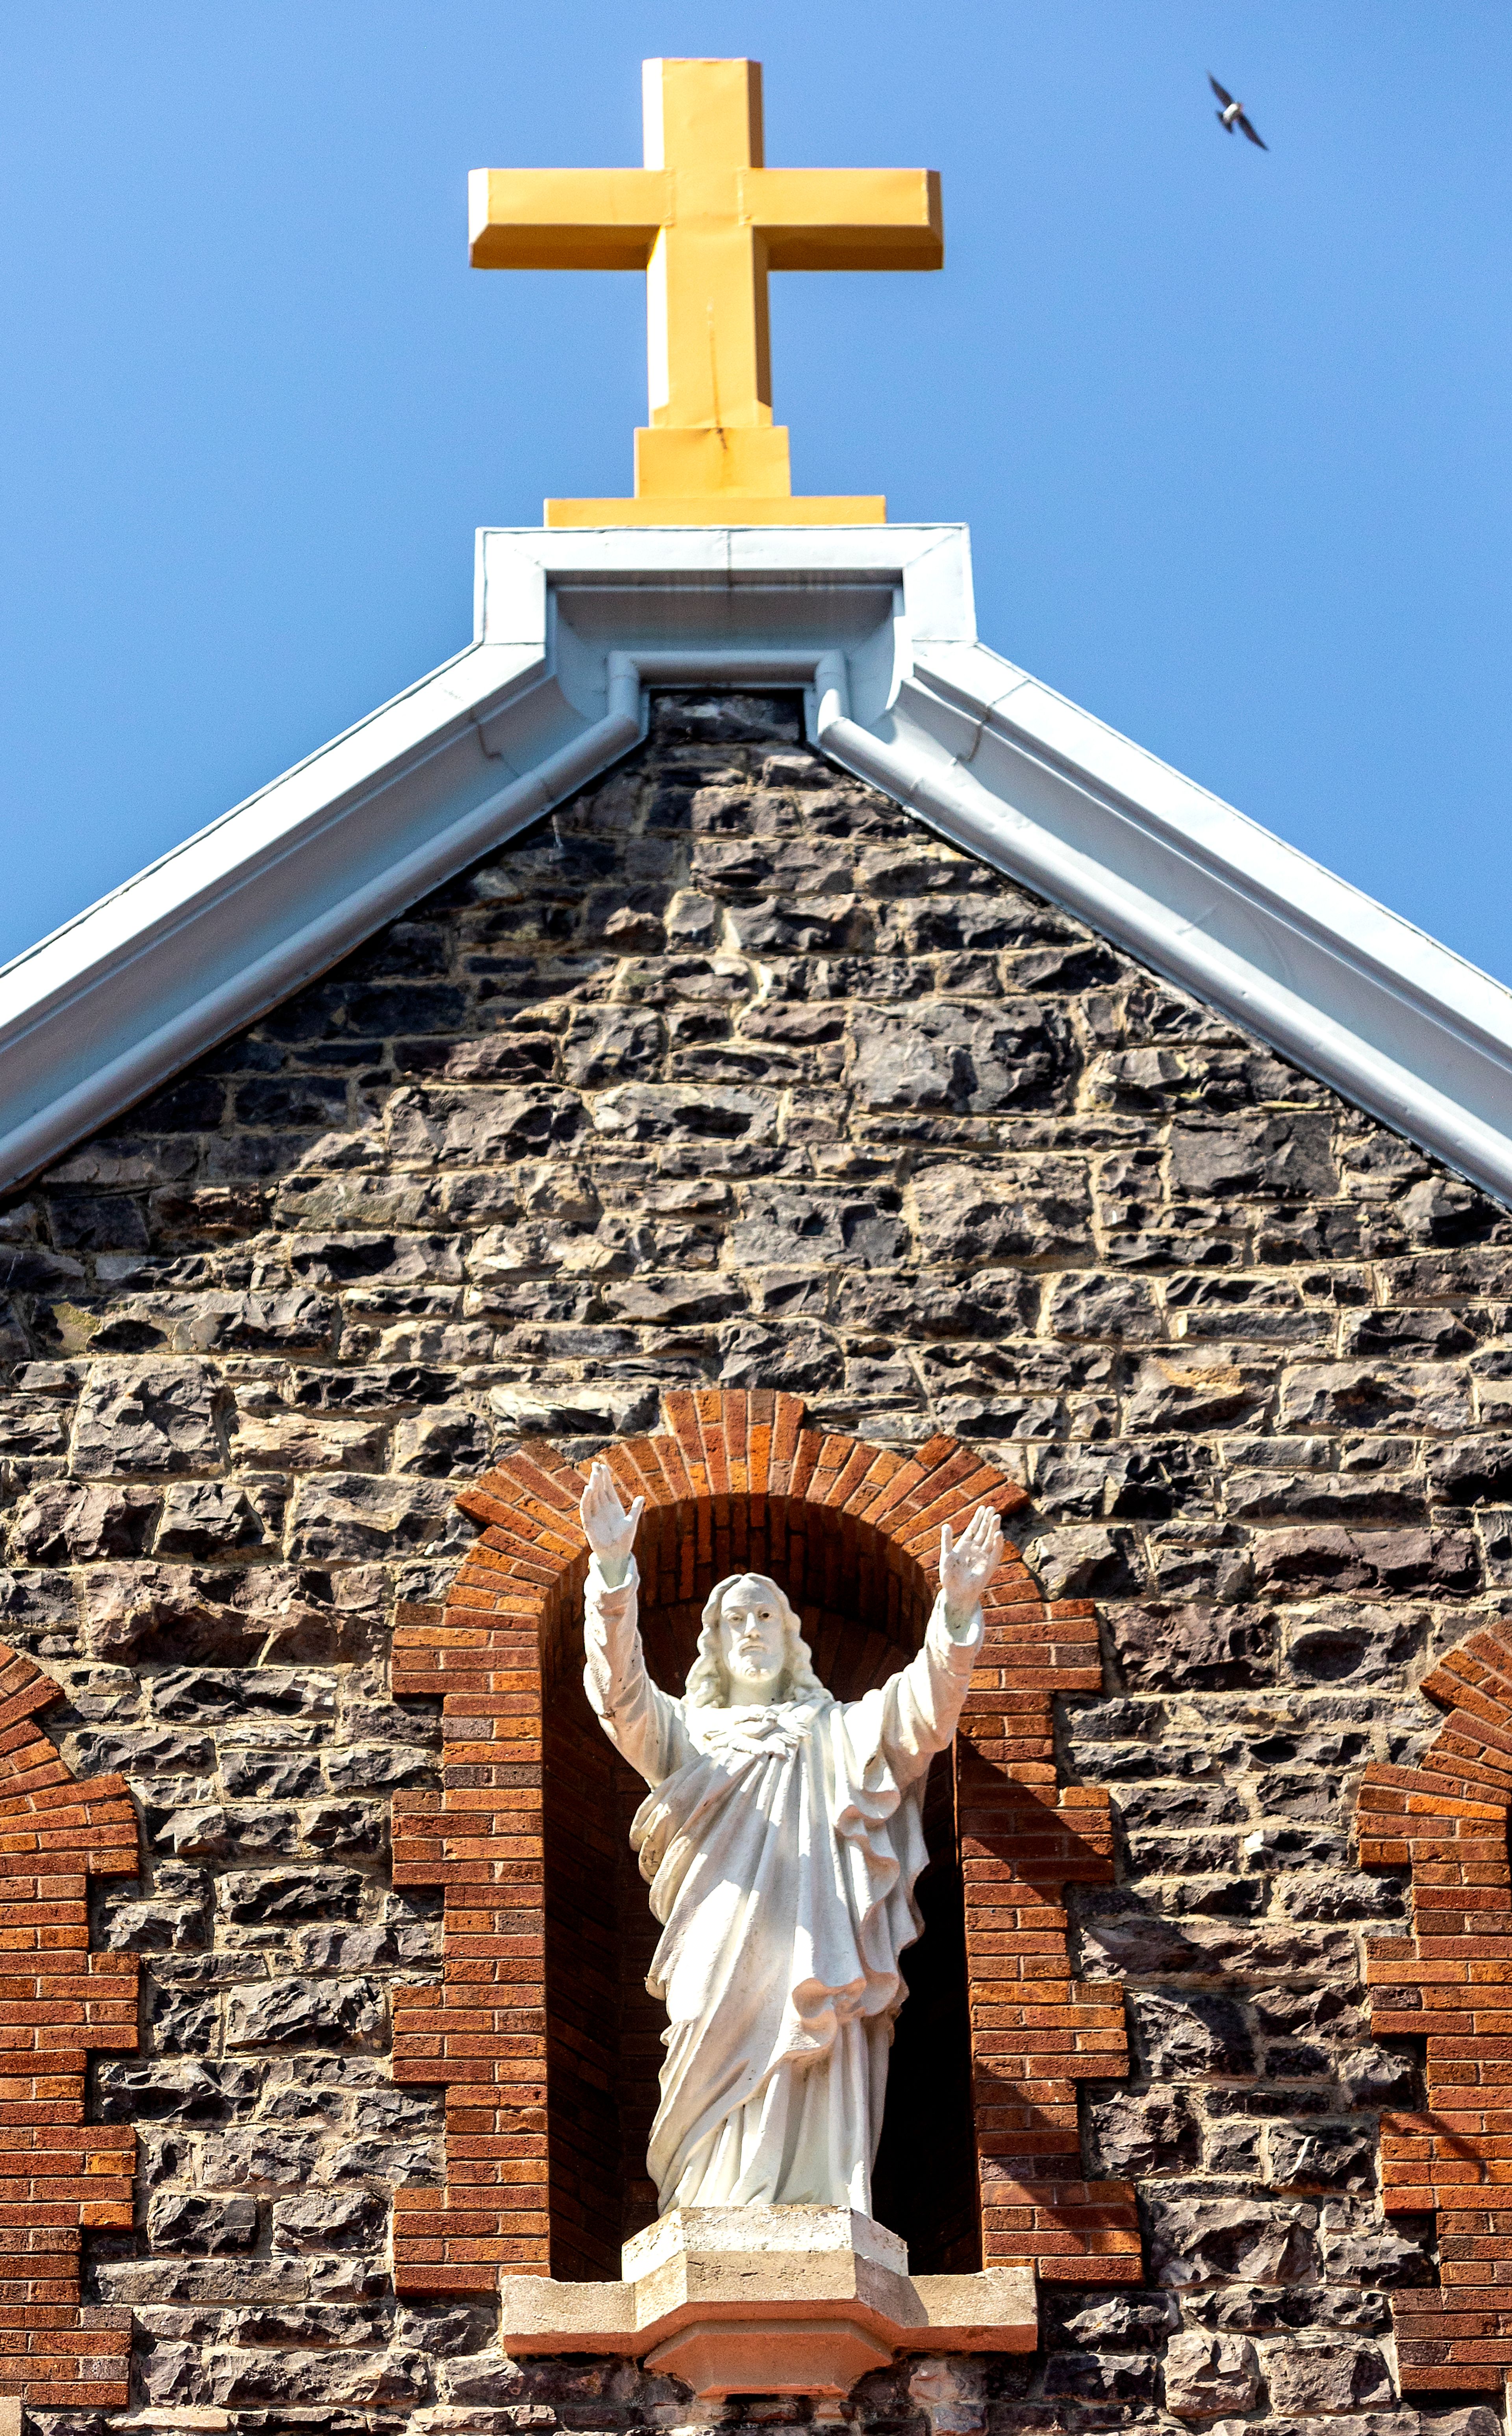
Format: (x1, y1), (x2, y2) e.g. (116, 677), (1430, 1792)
(392, 1390), (1136, 2302)
(534, 1488), (978, 2280)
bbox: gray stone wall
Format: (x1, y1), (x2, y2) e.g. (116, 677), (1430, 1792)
(2, 691), (1510, 2436)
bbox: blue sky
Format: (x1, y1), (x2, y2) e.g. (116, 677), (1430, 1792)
(3, 4), (1510, 979)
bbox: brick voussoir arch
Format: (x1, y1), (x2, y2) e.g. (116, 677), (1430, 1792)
(391, 1390), (1137, 2297)
(1358, 1619), (1512, 2391)
(0, 1640), (140, 2411)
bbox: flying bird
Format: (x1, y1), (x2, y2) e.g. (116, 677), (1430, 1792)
(1208, 74), (1267, 150)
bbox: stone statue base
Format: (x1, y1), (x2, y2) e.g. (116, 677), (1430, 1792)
(499, 2205), (1037, 2400)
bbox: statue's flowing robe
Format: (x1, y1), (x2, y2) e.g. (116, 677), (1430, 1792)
(583, 1558), (982, 2216)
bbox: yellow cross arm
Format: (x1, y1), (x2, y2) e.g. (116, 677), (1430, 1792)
(469, 169), (673, 271)
(741, 169), (943, 271)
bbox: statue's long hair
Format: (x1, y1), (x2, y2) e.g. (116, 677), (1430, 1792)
(685, 1573), (826, 1709)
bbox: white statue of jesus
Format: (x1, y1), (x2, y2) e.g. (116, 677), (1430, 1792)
(578, 1460), (1004, 2221)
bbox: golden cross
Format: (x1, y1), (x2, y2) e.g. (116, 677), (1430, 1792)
(470, 58), (943, 527)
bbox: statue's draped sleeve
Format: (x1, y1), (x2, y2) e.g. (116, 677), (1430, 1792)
(582, 1553), (686, 1788)
(854, 1591), (984, 1785)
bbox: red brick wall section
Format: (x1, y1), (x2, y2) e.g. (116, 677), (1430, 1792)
(0, 1640), (139, 2409)
(1359, 1619), (1512, 2390)
(391, 1389), (1138, 2297)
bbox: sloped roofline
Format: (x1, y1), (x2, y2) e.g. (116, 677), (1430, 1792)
(2, 521), (1510, 1203)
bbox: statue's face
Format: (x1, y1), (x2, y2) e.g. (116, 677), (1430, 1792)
(716, 1576), (787, 1702)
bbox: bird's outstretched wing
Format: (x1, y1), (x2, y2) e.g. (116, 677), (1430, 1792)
(1209, 73), (1235, 108)
(1236, 111), (1267, 149)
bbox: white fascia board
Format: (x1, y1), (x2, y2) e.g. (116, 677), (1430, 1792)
(0, 524), (965, 1191)
(0, 637), (630, 1189)
(821, 638), (1512, 1201)
(3, 517), (1512, 1210)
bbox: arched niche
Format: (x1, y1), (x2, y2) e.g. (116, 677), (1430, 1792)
(392, 1391), (1138, 2300)
(533, 1469), (974, 2277)
(1359, 1620), (1512, 2391)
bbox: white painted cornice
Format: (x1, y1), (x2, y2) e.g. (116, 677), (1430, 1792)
(3, 519), (1512, 1206)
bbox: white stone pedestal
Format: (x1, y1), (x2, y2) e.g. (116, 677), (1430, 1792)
(499, 2206), (1037, 2400)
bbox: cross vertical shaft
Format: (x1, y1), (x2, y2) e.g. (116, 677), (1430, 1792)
(643, 58), (771, 432)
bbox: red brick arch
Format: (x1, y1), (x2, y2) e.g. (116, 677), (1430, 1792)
(1360, 1618), (1512, 2390)
(0, 1641), (139, 2411)
(392, 1390), (1137, 2298)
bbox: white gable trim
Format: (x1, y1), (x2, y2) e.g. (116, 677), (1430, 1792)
(2, 521), (1511, 1206)
(821, 659), (1512, 1206)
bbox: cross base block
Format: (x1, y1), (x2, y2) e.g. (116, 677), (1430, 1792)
(544, 496), (887, 527)
(545, 423), (887, 525)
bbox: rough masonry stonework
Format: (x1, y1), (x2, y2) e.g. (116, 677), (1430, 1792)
(0, 690), (1510, 2436)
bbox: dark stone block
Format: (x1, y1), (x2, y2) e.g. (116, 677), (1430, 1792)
(560, 1006), (664, 1087)
(1267, 2121), (1375, 2189)
(912, 1156), (1093, 1264)
(1052, 2292), (1177, 2349)
(71, 1358), (222, 1477)
(146, 2190), (258, 2252)
(272, 2189), (387, 2251)
(875, 894), (1043, 954)
(1125, 1828), (1246, 1876)
(153, 1483), (265, 1558)
(1336, 2043), (1418, 2106)
(1078, 1911), (1223, 1978)
(148, 1986), (222, 2052)
(1284, 1603), (1429, 1684)
(1146, 2193), (1318, 2286)
(1401, 1173), (1508, 1246)
(288, 1363), (455, 1410)
(1133, 1991), (1255, 2078)
(0, 1243), (87, 1292)
(851, 999), (1071, 1113)
(1384, 1247), (1512, 1299)
(1116, 1782), (1245, 1833)
(96, 2061), (260, 2122)
(1087, 2089), (1201, 2176)
(717, 1321), (843, 1394)
(1319, 2220), (1435, 2286)
(149, 1665), (328, 1722)
(1430, 1434), (1512, 1504)
(9, 1481), (161, 1562)
(225, 1974), (384, 2048)
(107, 1077), (226, 1132)
(1266, 2338), (1393, 2415)
(1034, 1442), (1216, 1525)
(1168, 1113), (1338, 1199)
(1041, 2352), (1159, 2403)
(233, 1078), (351, 1127)
(1111, 1602), (1275, 1690)
(1278, 1869), (1407, 1923)
(218, 1866), (366, 1924)
(1344, 1305), (1480, 1356)
(1250, 1525), (1480, 1597)
(334, 984), (467, 1035)
(221, 1751), (323, 1800)
(726, 896), (863, 955)
(47, 1194), (152, 1252)
(1043, 1272), (1162, 1341)
(730, 1189), (906, 1269)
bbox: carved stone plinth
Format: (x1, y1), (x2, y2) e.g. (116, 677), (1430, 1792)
(500, 2206), (1037, 2400)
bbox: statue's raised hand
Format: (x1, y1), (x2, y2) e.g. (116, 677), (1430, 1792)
(580, 1459), (645, 1588)
(940, 1503), (1004, 1631)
